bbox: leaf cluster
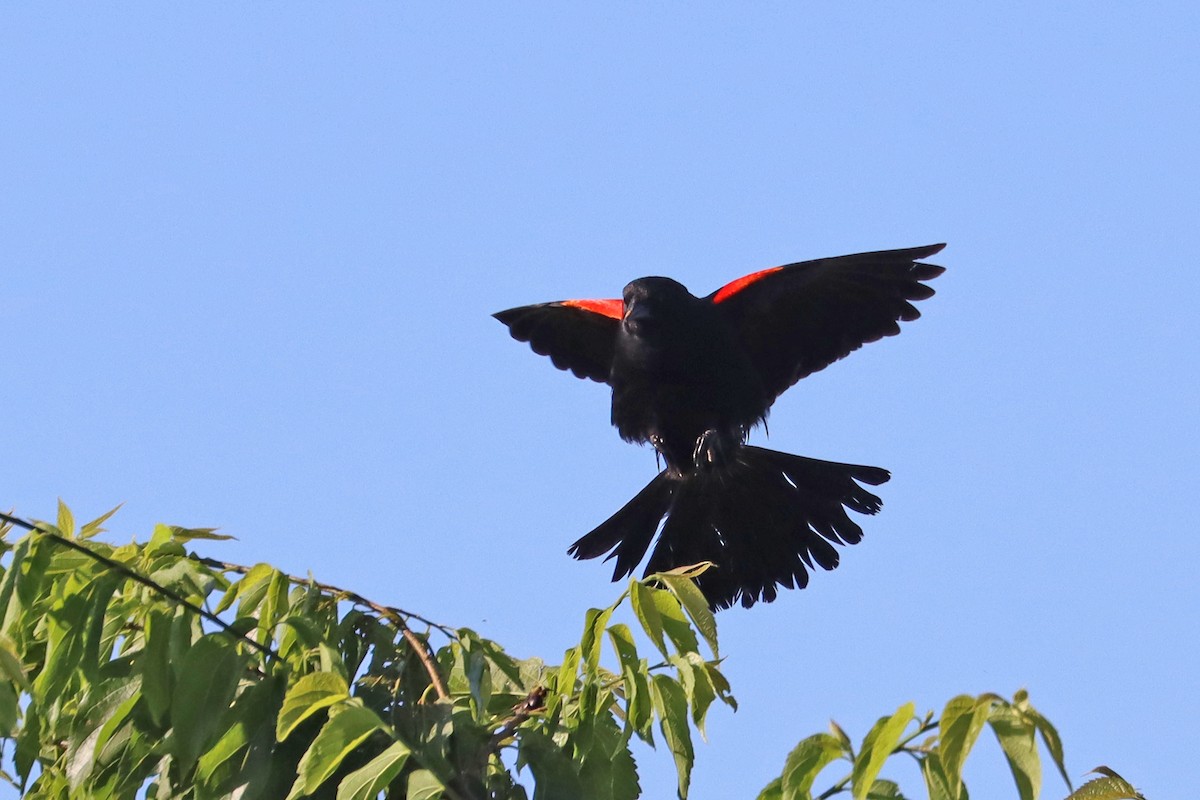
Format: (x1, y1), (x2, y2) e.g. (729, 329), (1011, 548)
(0, 507), (731, 799)
(757, 692), (1145, 800)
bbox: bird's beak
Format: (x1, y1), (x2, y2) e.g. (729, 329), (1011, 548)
(624, 301), (651, 323)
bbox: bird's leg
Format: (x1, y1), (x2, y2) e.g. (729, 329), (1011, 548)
(693, 428), (733, 471)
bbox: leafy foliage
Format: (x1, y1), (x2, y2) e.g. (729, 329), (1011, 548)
(0, 506), (731, 799)
(757, 691), (1089, 800)
(0, 506), (1142, 799)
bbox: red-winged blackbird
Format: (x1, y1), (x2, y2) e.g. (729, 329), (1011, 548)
(495, 244), (946, 609)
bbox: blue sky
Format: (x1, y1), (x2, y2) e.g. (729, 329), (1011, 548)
(3, 4), (1197, 798)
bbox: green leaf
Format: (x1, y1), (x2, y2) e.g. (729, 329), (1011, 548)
(290, 703), (385, 798)
(608, 623), (652, 741)
(140, 610), (174, 725)
(232, 563), (277, 616)
(631, 581), (668, 658)
(258, 569), (291, 645)
(988, 704), (1041, 800)
(678, 653), (717, 738)
(169, 634), (246, 775)
(196, 675), (284, 784)
(650, 674), (694, 798)
(0, 634), (30, 689)
(16, 536), (51, 608)
(1028, 706), (1071, 791)
(829, 719), (852, 752)
(774, 733), (845, 800)
(57, 500), (76, 539)
(465, 644), (491, 717)
(405, 767), (446, 800)
(519, 727), (583, 800)
(757, 777), (784, 800)
(167, 525), (233, 543)
(580, 605), (615, 673)
(1064, 767), (1145, 800)
(277, 672), (351, 741)
(866, 780), (908, 799)
(937, 695), (991, 799)
(920, 752), (960, 800)
(33, 585), (90, 699)
(0, 536), (32, 637)
(655, 573), (718, 658)
(80, 505), (123, 540)
(336, 739), (411, 800)
(13, 698), (41, 783)
(0, 683), (17, 736)
(852, 702), (914, 800)
(651, 588), (700, 656)
(67, 687), (139, 790)
(574, 713), (642, 800)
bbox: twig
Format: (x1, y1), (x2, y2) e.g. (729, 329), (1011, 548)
(191, 556), (454, 701)
(1, 510), (454, 702)
(0, 511), (280, 662)
(399, 626), (450, 702)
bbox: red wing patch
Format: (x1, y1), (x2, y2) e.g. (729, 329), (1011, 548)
(711, 266), (785, 304)
(561, 298), (624, 319)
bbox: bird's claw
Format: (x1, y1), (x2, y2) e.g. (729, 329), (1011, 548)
(693, 429), (730, 471)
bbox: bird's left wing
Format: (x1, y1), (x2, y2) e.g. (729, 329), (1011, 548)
(493, 299), (623, 383)
(709, 244), (946, 403)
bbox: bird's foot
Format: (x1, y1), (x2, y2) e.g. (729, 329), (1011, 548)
(692, 429), (732, 471)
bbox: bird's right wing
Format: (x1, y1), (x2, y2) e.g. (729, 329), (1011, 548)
(493, 299), (623, 383)
(709, 244), (946, 403)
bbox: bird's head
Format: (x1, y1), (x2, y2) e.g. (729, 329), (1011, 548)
(621, 277), (695, 336)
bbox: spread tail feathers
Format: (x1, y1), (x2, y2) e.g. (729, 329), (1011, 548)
(567, 446), (890, 609)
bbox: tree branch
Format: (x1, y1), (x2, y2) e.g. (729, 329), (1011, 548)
(0, 511), (281, 662)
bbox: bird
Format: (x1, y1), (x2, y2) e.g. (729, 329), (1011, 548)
(494, 243), (946, 609)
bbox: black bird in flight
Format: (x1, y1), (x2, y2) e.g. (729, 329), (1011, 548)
(495, 243), (946, 609)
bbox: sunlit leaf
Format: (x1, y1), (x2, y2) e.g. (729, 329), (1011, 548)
(167, 525), (234, 542)
(989, 704), (1040, 800)
(866, 779), (908, 799)
(581, 605), (615, 674)
(852, 702), (914, 800)
(774, 732), (845, 800)
(654, 572), (718, 658)
(938, 695), (991, 799)
(79, 504), (123, 540)
(630, 581), (667, 658)
(757, 777), (784, 800)
(56, 500), (75, 539)
(650, 674), (694, 798)
(277, 672), (351, 742)
(651, 587), (699, 657)
(1064, 767), (1145, 800)
(608, 623), (652, 742)
(1028, 705), (1071, 791)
